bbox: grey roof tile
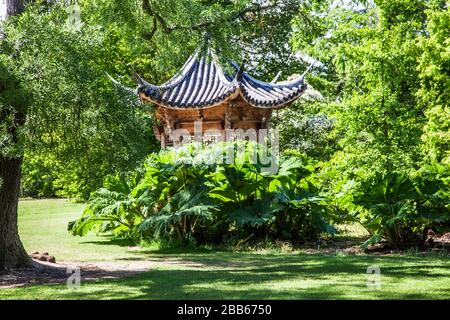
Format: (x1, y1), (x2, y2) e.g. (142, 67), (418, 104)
(135, 49), (306, 109)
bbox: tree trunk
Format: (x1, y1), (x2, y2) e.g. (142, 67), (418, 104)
(0, 0), (31, 272)
(0, 156), (30, 270)
(5, 0), (25, 18)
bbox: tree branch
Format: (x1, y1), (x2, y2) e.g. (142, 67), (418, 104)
(141, 0), (300, 35)
(142, 0), (171, 33)
(142, 17), (158, 41)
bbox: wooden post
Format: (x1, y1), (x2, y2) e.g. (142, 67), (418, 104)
(261, 109), (272, 129)
(161, 109), (176, 147)
(222, 103), (233, 142)
(225, 103), (232, 129)
(160, 132), (166, 148)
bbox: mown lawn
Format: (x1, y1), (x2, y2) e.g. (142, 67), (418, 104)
(16, 199), (141, 262)
(0, 199), (449, 300)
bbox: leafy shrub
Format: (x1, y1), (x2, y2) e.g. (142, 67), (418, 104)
(138, 187), (217, 243)
(352, 166), (450, 248)
(68, 172), (149, 240)
(68, 141), (335, 244)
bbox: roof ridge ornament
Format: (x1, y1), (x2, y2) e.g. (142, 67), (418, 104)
(301, 62), (316, 81)
(106, 72), (140, 106)
(199, 32), (211, 55)
(202, 31), (211, 43)
(270, 71), (282, 83)
(106, 72), (136, 93)
(127, 63), (148, 87)
(229, 59), (246, 84)
(235, 59), (246, 81)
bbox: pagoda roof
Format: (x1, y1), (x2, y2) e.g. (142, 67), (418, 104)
(134, 49), (307, 109)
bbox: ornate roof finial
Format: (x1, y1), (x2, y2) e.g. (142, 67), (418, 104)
(271, 71), (282, 84)
(235, 59), (246, 81)
(127, 63), (147, 87)
(200, 31), (211, 55)
(203, 31), (211, 44)
(301, 62), (316, 80)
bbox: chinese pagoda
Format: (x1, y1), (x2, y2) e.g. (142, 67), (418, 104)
(131, 48), (308, 148)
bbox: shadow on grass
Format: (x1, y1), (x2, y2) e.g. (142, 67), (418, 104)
(11, 252), (448, 300)
(80, 235), (136, 247)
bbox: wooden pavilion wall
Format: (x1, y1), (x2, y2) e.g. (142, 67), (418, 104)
(153, 96), (273, 148)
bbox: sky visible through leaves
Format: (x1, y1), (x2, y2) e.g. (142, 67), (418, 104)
(0, 1), (5, 20)
(0, 1), (5, 18)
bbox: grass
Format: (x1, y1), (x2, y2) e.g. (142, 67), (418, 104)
(17, 199), (140, 262)
(1, 199), (449, 300)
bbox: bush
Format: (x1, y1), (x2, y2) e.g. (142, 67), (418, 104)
(352, 166), (450, 248)
(68, 141), (335, 245)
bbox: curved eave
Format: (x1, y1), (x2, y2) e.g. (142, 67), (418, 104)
(240, 83), (307, 109)
(228, 61), (308, 109)
(238, 72), (307, 109)
(138, 83), (307, 110)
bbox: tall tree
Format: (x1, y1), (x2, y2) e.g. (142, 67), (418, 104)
(291, 0), (437, 176)
(0, 0), (30, 270)
(0, 0), (304, 270)
(417, 4), (450, 165)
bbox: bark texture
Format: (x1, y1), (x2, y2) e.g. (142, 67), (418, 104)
(0, 157), (30, 270)
(6, 0), (25, 18)
(0, 0), (31, 271)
